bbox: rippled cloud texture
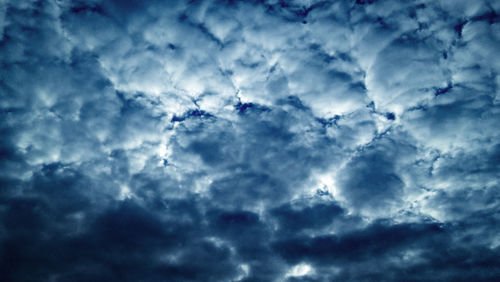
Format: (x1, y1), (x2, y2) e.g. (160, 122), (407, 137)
(1, 0), (500, 281)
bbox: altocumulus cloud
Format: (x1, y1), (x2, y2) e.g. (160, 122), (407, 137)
(1, 0), (500, 281)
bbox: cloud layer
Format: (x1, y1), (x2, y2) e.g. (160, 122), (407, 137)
(1, 0), (500, 281)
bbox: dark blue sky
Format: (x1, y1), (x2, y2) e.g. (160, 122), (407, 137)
(1, 0), (500, 281)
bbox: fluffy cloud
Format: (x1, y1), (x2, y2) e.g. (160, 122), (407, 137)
(1, 0), (499, 281)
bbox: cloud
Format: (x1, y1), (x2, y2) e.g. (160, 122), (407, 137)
(1, 0), (499, 281)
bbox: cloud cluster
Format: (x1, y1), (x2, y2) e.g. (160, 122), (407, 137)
(1, 0), (499, 281)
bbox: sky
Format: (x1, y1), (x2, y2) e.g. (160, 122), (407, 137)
(0, 0), (500, 281)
